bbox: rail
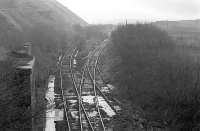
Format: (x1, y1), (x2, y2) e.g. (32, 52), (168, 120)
(58, 43), (119, 131)
(69, 49), (95, 131)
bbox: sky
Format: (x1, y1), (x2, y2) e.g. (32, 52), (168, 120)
(57, 0), (200, 24)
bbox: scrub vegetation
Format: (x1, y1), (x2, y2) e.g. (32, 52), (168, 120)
(101, 24), (200, 130)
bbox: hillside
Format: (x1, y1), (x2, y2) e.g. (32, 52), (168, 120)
(0, 0), (88, 74)
(0, 0), (87, 28)
(153, 19), (200, 46)
(0, 0), (87, 130)
(0, 0), (87, 49)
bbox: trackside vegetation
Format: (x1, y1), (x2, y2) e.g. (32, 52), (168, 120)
(102, 24), (200, 130)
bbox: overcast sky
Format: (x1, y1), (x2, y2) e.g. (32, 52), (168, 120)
(57, 0), (200, 24)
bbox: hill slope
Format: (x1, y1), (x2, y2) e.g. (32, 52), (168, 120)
(153, 19), (200, 46)
(0, 0), (87, 48)
(0, 0), (87, 130)
(0, 0), (87, 28)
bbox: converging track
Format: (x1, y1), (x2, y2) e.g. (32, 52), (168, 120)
(58, 41), (121, 131)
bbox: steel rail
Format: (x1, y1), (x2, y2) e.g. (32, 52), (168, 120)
(86, 47), (106, 131)
(78, 67), (86, 131)
(86, 48), (118, 113)
(60, 55), (72, 131)
(59, 48), (81, 131)
(69, 49), (95, 131)
(96, 65), (123, 106)
(74, 49), (83, 131)
(60, 46), (111, 131)
(93, 62), (106, 131)
(51, 47), (100, 131)
(96, 65), (107, 86)
(69, 49), (84, 131)
(43, 47), (74, 131)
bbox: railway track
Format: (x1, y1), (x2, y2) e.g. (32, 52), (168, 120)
(59, 49), (94, 131)
(48, 40), (168, 131)
(58, 43), (121, 131)
(86, 44), (121, 114)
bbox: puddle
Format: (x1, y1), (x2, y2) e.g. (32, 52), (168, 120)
(98, 97), (116, 117)
(82, 95), (116, 117)
(82, 95), (94, 104)
(45, 74), (119, 130)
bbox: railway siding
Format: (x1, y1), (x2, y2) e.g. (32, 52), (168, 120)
(56, 45), (121, 131)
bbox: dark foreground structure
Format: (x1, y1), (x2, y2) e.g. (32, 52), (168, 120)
(15, 56), (35, 131)
(0, 44), (35, 131)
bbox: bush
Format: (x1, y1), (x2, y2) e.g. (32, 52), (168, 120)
(106, 24), (200, 130)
